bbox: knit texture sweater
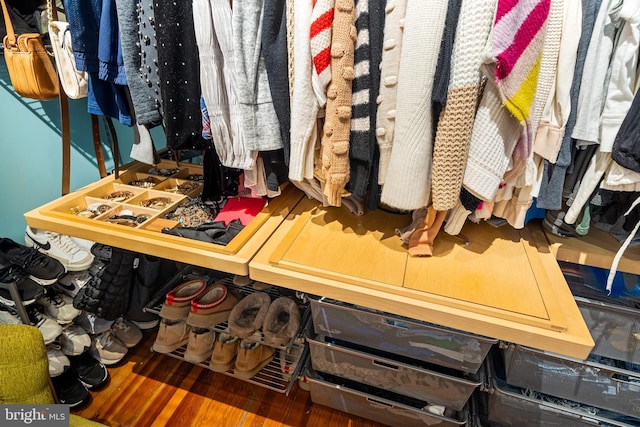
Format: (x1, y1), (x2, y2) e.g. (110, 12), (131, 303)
(233, 0), (283, 152)
(380, 0), (449, 210)
(376, 0), (408, 185)
(321, 0), (356, 206)
(263, 0), (292, 163)
(430, 0), (497, 211)
(288, 0), (318, 182)
(493, 0), (550, 163)
(310, 0), (335, 106)
(347, 0), (372, 200)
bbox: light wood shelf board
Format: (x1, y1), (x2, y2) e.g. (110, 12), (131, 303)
(544, 225), (640, 275)
(250, 201), (594, 359)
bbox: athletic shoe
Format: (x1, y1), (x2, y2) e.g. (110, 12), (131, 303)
(36, 287), (82, 324)
(69, 236), (95, 252)
(0, 264), (45, 305)
(54, 270), (91, 298)
(28, 306), (64, 345)
(0, 302), (63, 344)
(90, 330), (128, 366)
(25, 227), (94, 272)
(90, 244), (112, 262)
(74, 311), (114, 335)
(0, 238), (65, 285)
(59, 324), (91, 356)
(68, 352), (109, 390)
(51, 369), (90, 408)
(47, 342), (71, 377)
(111, 317), (143, 348)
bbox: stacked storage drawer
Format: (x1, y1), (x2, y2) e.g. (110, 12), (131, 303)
(487, 262), (640, 426)
(306, 296), (497, 426)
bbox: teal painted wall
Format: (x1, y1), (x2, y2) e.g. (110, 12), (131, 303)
(0, 61), (165, 244)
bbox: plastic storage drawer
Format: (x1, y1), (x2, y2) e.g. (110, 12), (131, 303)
(576, 296), (640, 364)
(306, 370), (468, 427)
(309, 296), (497, 373)
(307, 333), (481, 411)
(486, 375), (639, 427)
(502, 344), (640, 419)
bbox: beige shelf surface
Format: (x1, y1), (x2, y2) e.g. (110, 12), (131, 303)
(544, 226), (640, 275)
(24, 163), (304, 276)
(250, 198), (595, 360)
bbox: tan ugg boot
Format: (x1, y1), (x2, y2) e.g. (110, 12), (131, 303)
(184, 328), (215, 363)
(234, 332), (276, 379)
(159, 279), (207, 321)
(263, 297), (300, 346)
(209, 330), (239, 373)
(227, 292), (271, 339)
(151, 319), (190, 353)
(187, 282), (240, 329)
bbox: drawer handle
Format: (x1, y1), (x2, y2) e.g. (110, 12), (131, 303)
(611, 373), (640, 384)
(366, 397), (394, 408)
(372, 359), (400, 370)
(381, 318), (411, 329)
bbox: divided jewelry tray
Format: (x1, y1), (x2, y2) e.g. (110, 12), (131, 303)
(24, 160), (304, 275)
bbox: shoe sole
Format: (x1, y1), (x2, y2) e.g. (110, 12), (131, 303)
(152, 337), (189, 354)
(0, 294), (38, 306)
(208, 359), (235, 373)
(130, 318), (159, 330)
(183, 349), (213, 364)
(233, 355), (275, 380)
(29, 274), (61, 286)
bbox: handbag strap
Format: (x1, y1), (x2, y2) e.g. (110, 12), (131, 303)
(47, 0), (59, 24)
(0, 0), (16, 46)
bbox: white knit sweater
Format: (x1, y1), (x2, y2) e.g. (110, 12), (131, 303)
(380, 0), (449, 210)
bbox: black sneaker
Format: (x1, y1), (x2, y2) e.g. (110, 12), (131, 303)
(51, 369), (90, 408)
(0, 238), (66, 285)
(68, 352), (109, 390)
(0, 264), (46, 305)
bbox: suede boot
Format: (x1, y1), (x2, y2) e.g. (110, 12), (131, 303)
(234, 332), (276, 379)
(228, 292), (271, 339)
(209, 330), (239, 372)
(262, 297), (300, 346)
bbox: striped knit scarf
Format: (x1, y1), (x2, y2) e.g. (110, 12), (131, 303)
(492, 0), (550, 161)
(310, 0), (334, 106)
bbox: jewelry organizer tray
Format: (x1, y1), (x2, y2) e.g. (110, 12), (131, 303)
(24, 160), (304, 275)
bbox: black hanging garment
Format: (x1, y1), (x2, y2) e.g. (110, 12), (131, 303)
(154, 0), (208, 151)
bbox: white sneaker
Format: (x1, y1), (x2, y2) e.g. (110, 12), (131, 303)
(37, 288), (82, 324)
(25, 227), (94, 272)
(74, 311), (114, 334)
(54, 270), (91, 298)
(47, 343), (71, 377)
(59, 324), (91, 356)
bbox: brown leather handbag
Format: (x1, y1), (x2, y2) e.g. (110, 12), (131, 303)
(1, 0), (59, 100)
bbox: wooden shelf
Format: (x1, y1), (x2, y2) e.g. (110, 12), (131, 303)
(250, 198), (595, 360)
(543, 225), (640, 275)
(24, 161), (304, 275)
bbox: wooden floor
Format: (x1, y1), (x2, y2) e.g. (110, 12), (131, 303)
(73, 329), (387, 427)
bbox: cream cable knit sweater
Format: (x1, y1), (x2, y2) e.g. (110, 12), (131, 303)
(380, 0), (449, 210)
(430, 0), (497, 211)
(321, 0), (356, 207)
(533, 0), (581, 164)
(376, 0), (407, 186)
(289, 0), (318, 182)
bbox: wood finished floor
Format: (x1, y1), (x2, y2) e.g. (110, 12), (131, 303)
(73, 329), (387, 427)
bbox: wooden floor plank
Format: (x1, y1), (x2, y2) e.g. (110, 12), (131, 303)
(73, 330), (386, 427)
